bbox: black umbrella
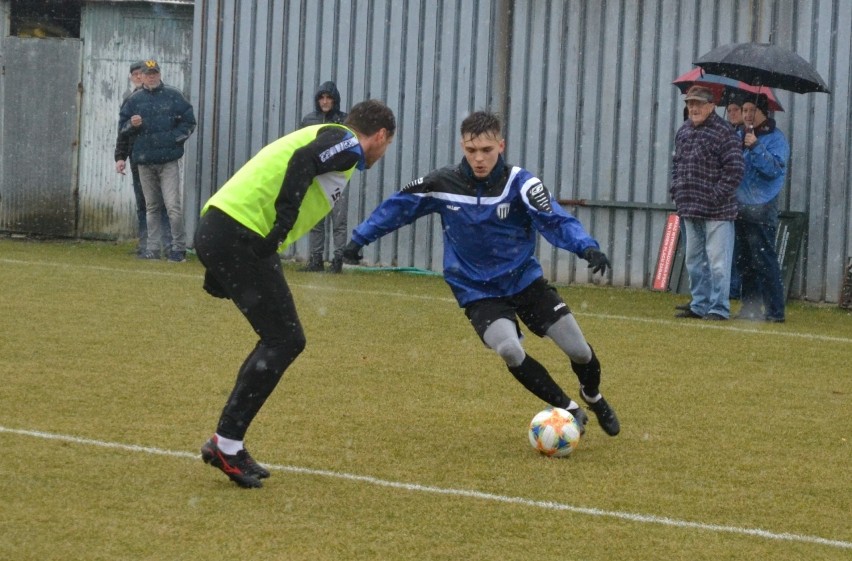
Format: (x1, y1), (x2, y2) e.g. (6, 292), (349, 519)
(694, 42), (830, 94)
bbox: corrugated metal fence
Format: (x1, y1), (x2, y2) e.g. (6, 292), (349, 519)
(186, 0), (851, 303)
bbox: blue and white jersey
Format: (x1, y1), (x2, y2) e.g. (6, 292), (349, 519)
(351, 162), (599, 306)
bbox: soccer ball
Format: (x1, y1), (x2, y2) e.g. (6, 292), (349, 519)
(528, 407), (582, 457)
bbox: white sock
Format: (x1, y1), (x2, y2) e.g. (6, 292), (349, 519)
(580, 387), (601, 403)
(215, 434), (244, 455)
(567, 400), (580, 411)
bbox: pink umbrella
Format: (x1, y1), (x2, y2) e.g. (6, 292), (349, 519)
(673, 67), (784, 111)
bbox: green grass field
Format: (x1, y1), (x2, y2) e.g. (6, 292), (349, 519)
(1, 238), (850, 560)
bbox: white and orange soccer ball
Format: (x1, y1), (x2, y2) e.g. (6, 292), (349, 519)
(528, 407), (582, 457)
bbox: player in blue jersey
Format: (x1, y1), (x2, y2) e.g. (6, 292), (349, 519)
(343, 111), (619, 436)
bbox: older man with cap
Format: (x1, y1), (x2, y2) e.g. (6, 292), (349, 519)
(670, 86), (745, 320)
(115, 60), (172, 256)
(734, 94), (790, 323)
(119, 59), (196, 262)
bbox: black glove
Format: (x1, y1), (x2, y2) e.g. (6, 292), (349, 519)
(252, 227), (284, 259)
(202, 270), (229, 299)
(583, 247), (610, 276)
(341, 240), (363, 264)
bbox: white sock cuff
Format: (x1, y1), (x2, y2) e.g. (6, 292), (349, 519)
(215, 434), (244, 455)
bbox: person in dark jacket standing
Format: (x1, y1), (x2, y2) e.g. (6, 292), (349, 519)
(114, 60), (171, 256)
(299, 81), (349, 272)
(119, 59), (196, 262)
(342, 111), (620, 439)
(734, 95), (789, 323)
(671, 86), (745, 320)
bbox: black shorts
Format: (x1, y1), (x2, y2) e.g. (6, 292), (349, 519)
(464, 277), (572, 340)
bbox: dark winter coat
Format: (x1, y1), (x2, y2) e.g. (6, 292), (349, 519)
(118, 83), (196, 165)
(299, 81), (347, 127)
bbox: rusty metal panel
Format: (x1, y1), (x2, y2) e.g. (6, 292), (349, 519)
(75, 1), (193, 240)
(0, 37), (81, 236)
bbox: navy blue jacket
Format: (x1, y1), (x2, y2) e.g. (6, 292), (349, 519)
(118, 83), (196, 165)
(351, 158), (599, 306)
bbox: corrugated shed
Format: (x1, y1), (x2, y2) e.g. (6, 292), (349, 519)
(76, 1), (193, 239)
(183, 0), (850, 303)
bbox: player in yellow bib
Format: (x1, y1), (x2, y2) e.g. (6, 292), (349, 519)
(195, 100), (396, 488)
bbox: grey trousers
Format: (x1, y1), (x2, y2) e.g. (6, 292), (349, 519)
(138, 160), (185, 253)
(307, 188), (349, 260)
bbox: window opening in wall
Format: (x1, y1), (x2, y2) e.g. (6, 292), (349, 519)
(10, 0), (82, 38)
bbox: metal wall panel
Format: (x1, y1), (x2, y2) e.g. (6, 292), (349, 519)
(0, 37), (81, 235)
(185, 0), (506, 268)
(185, 0), (851, 303)
(76, 1), (193, 239)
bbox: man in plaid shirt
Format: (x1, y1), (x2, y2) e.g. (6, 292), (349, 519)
(671, 86), (744, 320)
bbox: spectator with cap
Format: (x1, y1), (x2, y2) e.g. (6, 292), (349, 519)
(119, 59), (196, 262)
(670, 86), (744, 321)
(733, 94), (789, 323)
(299, 81), (349, 273)
(114, 60), (172, 256)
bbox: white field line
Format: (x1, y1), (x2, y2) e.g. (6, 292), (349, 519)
(1, 425), (850, 551)
(3, 258), (851, 345)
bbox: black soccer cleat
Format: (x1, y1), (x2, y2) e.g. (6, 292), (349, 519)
(201, 436), (264, 488)
(241, 449), (270, 479)
(580, 390), (621, 436)
(567, 406), (588, 436)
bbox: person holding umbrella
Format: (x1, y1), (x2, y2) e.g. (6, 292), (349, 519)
(671, 86), (745, 321)
(694, 42), (830, 322)
(734, 94), (789, 323)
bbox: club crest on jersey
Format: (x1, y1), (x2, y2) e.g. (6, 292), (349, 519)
(319, 137), (359, 162)
(528, 183), (553, 213)
(497, 203), (511, 219)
